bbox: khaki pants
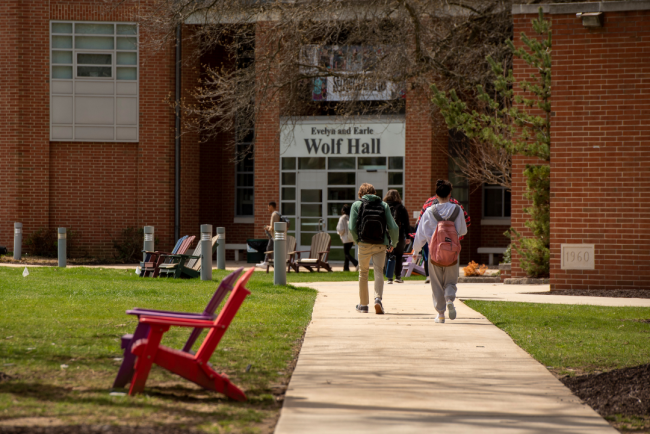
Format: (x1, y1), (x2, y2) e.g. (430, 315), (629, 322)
(358, 243), (387, 306)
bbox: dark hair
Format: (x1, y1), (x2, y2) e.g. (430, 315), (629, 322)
(435, 179), (453, 199)
(383, 189), (402, 204)
(341, 204), (351, 216)
(268, 201), (277, 208)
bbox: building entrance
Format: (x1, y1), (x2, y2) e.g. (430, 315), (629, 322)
(280, 117), (405, 262)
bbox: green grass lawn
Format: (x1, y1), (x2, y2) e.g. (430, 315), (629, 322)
(464, 300), (650, 375)
(0, 266), (318, 433)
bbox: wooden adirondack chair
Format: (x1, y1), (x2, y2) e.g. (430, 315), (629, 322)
(140, 236), (187, 277)
(128, 268), (254, 400)
(158, 235), (218, 279)
(292, 232), (332, 272)
(264, 235), (296, 274)
(112, 268), (244, 389)
(143, 236), (195, 278)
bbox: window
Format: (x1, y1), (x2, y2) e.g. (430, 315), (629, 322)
(483, 184), (511, 218)
(235, 129), (254, 217)
(50, 21), (138, 142)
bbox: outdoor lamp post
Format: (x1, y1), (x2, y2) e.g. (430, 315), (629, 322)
(216, 227), (226, 270)
(201, 224), (213, 281)
(274, 221), (287, 286)
(58, 228), (66, 268)
(13, 223), (22, 260)
(143, 226), (154, 262)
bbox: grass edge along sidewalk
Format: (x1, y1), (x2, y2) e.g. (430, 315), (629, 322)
(465, 300), (650, 434)
(0, 267), (317, 434)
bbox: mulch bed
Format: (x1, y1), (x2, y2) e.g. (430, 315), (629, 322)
(561, 364), (650, 417)
(529, 289), (650, 299)
(0, 372), (12, 382)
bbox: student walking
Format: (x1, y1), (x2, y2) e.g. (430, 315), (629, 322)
(349, 183), (399, 314)
(383, 190), (410, 284)
(337, 205), (358, 272)
(415, 189), (471, 283)
(412, 180), (467, 323)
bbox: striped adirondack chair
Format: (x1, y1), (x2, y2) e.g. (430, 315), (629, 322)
(158, 235), (218, 279)
(140, 236), (187, 277)
(293, 232), (332, 272)
(146, 235), (195, 278)
(265, 235), (297, 274)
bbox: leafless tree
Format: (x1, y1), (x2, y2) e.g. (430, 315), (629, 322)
(116, 0), (528, 178)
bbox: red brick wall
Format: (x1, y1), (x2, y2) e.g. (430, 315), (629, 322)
(199, 45), (254, 256)
(49, 144), (139, 256)
(549, 10), (650, 289)
(253, 21), (281, 238)
(514, 9), (650, 288)
(0, 0), (22, 251)
(0, 1), (177, 257)
(405, 85), (435, 224)
(180, 25), (201, 243)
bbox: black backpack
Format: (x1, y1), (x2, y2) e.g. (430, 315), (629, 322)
(357, 198), (387, 244)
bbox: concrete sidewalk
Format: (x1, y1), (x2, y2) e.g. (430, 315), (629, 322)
(274, 281), (618, 434)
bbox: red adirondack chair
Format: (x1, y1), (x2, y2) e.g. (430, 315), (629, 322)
(112, 267), (244, 389)
(128, 268), (254, 400)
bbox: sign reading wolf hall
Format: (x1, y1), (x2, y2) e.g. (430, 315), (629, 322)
(280, 119), (405, 158)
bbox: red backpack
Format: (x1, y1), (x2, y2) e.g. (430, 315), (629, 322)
(429, 205), (462, 267)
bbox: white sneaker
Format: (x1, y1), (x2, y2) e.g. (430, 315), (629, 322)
(435, 314), (445, 323)
(447, 301), (456, 320)
(395, 278), (403, 283)
(424, 277), (430, 284)
(387, 280), (393, 284)
(255, 262), (268, 268)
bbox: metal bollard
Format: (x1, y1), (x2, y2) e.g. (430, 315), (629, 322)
(58, 228), (67, 268)
(143, 226), (154, 262)
(200, 224), (213, 281)
(216, 227), (226, 270)
(13, 223), (22, 260)
(273, 222), (287, 286)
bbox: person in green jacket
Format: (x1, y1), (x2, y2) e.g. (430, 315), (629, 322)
(349, 183), (399, 314)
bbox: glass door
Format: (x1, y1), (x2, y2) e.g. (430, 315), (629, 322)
(296, 169), (326, 253)
(326, 157), (358, 261)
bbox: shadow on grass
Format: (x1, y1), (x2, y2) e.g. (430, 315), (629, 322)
(0, 380), (277, 416)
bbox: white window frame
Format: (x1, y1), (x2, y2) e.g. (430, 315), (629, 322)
(482, 184), (511, 224)
(50, 21), (139, 142)
(235, 132), (255, 218)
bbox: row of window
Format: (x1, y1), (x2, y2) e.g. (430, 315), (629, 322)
(50, 21), (139, 142)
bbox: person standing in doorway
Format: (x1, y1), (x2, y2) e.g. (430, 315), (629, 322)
(349, 183), (399, 315)
(415, 188), (471, 283)
(412, 180), (467, 323)
(337, 204), (358, 272)
(258, 201), (281, 267)
(383, 190), (410, 284)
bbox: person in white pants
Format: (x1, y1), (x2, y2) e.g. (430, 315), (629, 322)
(411, 179), (467, 323)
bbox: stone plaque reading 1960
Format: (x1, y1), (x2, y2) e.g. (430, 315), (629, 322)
(561, 244), (595, 270)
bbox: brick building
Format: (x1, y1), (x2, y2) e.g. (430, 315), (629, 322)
(512, 1), (650, 289)
(2, 0), (519, 265)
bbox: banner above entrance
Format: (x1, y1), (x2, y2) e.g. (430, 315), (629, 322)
(280, 119), (405, 158)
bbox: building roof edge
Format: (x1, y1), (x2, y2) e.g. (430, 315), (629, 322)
(512, 1), (650, 15)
